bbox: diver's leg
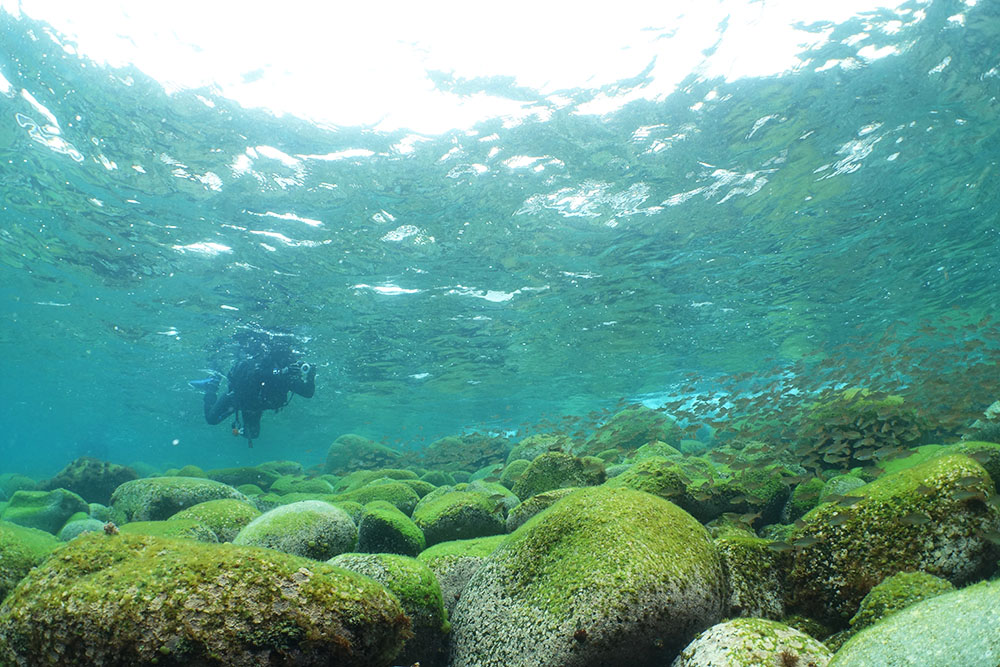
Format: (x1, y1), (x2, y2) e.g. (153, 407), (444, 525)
(242, 410), (262, 439)
(204, 387), (236, 425)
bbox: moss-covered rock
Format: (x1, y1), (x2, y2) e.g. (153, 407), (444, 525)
(169, 498), (262, 542)
(332, 468), (419, 493)
(411, 490), (506, 547)
(329, 553), (449, 667)
(784, 477), (824, 522)
(0, 521), (60, 601)
(603, 456), (688, 501)
(506, 433), (572, 464)
(0, 474), (35, 502)
(205, 465), (282, 490)
(950, 440), (1000, 491)
(787, 453), (1000, 624)
(820, 474), (867, 502)
(420, 470), (455, 487)
(848, 570), (954, 633)
(36, 457), (139, 505)
(400, 479), (436, 498)
(418, 433), (511, 472)
(511, 451), (605, 500)
(715, 534), (788, 620)
(269, 475), (335, 495)
(57, 517), (106, 542)
(505, 488), (580, 532)
(233, 500), (356, 561)
(333, 480), (420, 515)
(0, 488), (89, 534)
(498, 459), (530, 490)
(674, 618), (832, 667)
(0, 533), (409, 666)
(631, 440), (683, 460)
(577, 404), (682, 457)
(357, 501), (426, 557)
(119, 518), (218, 542)
(236, 483), (265, 497)
(110, 476), (250, 522)
(829, 579), (1000, 666)
(417, 535), (506, 618)
(324, 433), (402, 475)
(449, 486), (725, 666)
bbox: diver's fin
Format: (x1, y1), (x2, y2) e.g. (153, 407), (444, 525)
(188, 377), (220, 390)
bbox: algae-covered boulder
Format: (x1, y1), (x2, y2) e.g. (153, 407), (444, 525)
(577, 404), (682, 457)
(334, 479), (421, 515)
(0, 521), (60, 601)
(419, 433), (511, 472)
(499, 459), (531, 489)
(0, 488), (89, 534)
(506, 433), (572, 464)
(418, 535), (506, 617)
(269, 475), (335, 495)
(511, 451), (605, 500)
(169, 498), (262, 542)
(119, 518), (219, 543)
(0, 474), (35, 502)
(673, 618), (832, 667)
(0, 533), (409, 666)
(330, 553), (449, 667)
(110, 476), (250, 522)
(324, 433), (402, 474)
(411, 490), (506, 547)
(333, 468), (419, 493)
(715, 534), (787, 619)
(57, 517), (106, 542)
(505, 488), (579, 532)
(848, 570), (954, 633)
(357, 501), (425, 556)
(829, 579), (1000, 666)
(449, 486), (726, 666)
(205, 464), (282, 490)
(233, 500), (357, 560)
(787, 453), (1000, 624)
(36, 457), (139, 505)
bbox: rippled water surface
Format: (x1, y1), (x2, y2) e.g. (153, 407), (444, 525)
(2, 1), (999, 473)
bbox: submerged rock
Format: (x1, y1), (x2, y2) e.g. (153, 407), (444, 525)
(233, 499), (356, 560)
(0, 533), (410, 666)
(168, 498), (262, 542)
(110, 476), (249, 522)
(672, 617), (832, 667)
(511, 451), (604, 500)
(0, 489), (89, 535)
(324, 433), (402, 474)
(829, 579), (1000, 666)
(448, 486), (725, 666)
(417, 535), (505, 618)
(329, 552), (450, 667)
(36, 457), (138, 505)
(411, 489), (506, 546)
(0, 521), (60, 602)
(787, 453), (1000, 624)
(357, 500), (425, 556)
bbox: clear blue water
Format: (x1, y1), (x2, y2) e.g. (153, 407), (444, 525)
(2, 1), (1000, 476)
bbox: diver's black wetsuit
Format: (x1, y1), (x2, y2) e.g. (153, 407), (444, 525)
(204, 355), (315, 440)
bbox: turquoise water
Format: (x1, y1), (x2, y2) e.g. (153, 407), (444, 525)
(2, 1), (1000, 477)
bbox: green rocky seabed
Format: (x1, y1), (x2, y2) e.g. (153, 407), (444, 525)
(1, 418), (999, 665)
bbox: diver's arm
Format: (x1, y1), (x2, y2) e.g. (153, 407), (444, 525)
(290, 364), (316, 398)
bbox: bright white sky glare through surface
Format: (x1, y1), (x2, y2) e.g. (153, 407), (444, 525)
(2, 0), (922, 134)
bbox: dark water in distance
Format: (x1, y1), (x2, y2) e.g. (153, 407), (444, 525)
(1, 1), (999, 476)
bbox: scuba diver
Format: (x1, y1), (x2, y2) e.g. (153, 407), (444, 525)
(190, 335), (315, 447)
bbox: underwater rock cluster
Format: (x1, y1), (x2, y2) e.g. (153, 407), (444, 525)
(1, 407), (999, 665)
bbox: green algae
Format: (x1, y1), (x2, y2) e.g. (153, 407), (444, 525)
(0, 521), (60, 602)
(0, 533), (410, 666)
(357, 501), (426, 556)
(169, 498), (262, 542)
